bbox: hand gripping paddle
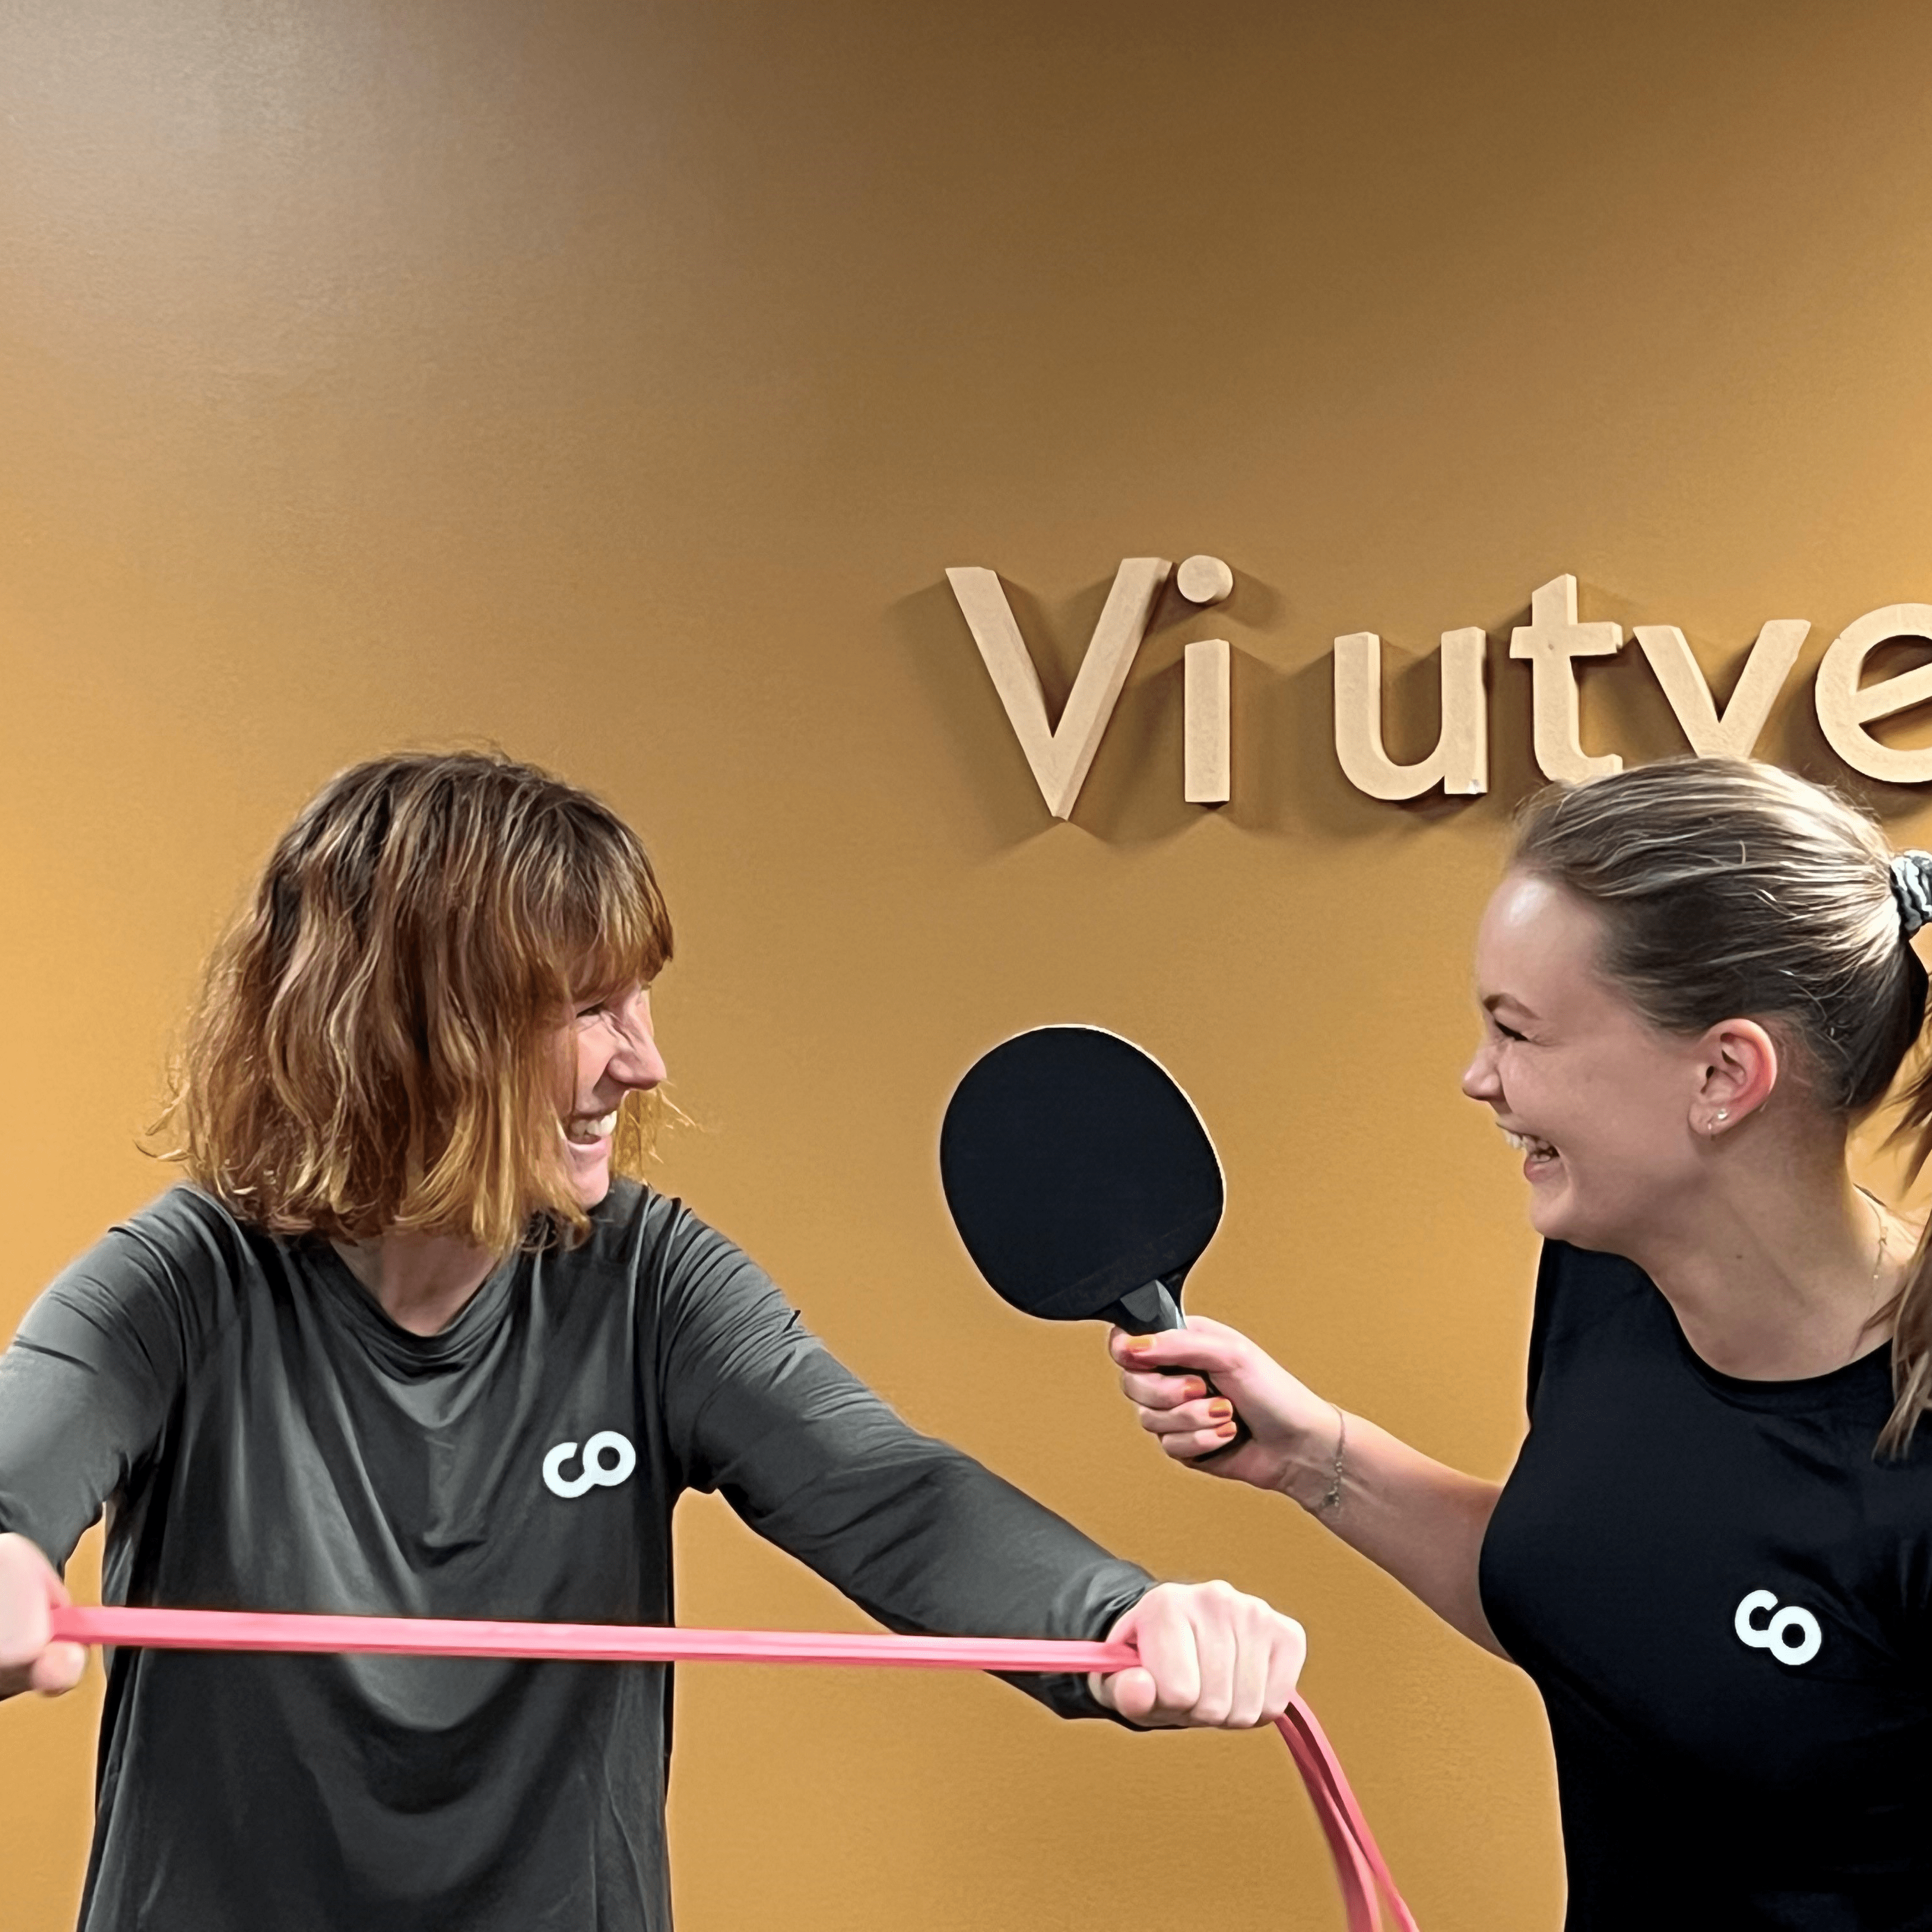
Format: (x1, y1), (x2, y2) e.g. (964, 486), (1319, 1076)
(939, 1023), (1247, 1447)
(940, 1024), (1418, 1932)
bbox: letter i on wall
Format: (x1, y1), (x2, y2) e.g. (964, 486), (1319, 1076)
(1184, 640), (1230, 802)
(1177, 555), (1234, 806)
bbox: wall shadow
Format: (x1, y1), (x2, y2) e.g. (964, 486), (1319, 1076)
(1225, 641), (1288, 836)
(889, 577), (1058, 853)
(1203, 567), (1287, 632)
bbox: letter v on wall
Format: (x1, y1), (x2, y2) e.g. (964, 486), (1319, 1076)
(1632, 620), (1810, 759)
(946, 560), (1172, 819)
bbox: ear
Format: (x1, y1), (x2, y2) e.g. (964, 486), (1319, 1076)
(1692, 1019), (1780, 1138)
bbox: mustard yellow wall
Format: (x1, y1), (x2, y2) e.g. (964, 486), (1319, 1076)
(7, 4), (1932, 1928)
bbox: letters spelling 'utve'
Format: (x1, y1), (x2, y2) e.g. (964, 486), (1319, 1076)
(1337, 583), (1932, 798)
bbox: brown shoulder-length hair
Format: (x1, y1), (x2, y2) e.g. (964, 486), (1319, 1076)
(154, 749), (674, 1252)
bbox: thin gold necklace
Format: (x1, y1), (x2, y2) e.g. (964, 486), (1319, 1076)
(1852, 1187), (1895, 1366)
(1856, 1186), (1890, 1293)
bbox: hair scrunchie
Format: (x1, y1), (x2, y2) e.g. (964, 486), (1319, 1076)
(1891, 851), (1932, 939)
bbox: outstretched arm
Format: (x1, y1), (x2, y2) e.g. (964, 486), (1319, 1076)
(0, 1223), (192, 1703)
(1111, 1317), (1508, 1659)
(652, 1210), (1305, 1725)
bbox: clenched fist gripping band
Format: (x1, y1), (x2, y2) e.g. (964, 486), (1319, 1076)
(52, 1606), (1417, 1932)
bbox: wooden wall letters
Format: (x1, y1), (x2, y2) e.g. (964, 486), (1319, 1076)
(1338, 585), (1932, 799)
(1814, 604), (1932, 785)
(1633, 620), (1809, 761)
(1184, 638), (1231, 804)
(947, 560), (1932, 817)
(945, 558), (1170, 820)
(1334, 627), (1487, 800)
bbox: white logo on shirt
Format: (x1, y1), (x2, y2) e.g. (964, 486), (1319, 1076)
(1733, 1588), (1822, 1666)
(543, 1430), (638, 1499)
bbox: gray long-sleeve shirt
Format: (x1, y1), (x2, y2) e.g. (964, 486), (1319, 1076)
(0, 1181), (1152, 1931)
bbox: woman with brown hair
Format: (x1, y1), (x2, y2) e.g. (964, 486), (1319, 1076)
(0, 749), (1305, 1932)
(1115, 756), (1932, 1929)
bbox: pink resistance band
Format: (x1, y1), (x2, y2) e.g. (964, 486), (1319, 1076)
(50, 1606), (1417, 1932)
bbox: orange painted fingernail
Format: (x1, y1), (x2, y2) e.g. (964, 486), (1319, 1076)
(1208, 1400), (1233, 1421)
(1124, 1336), (1154, 1353)
(1215, 1422), (1238, 1439)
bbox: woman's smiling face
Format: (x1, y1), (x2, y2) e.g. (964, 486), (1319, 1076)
(556, 981), (666, 1207)
(1461, 870), (1714, 1250)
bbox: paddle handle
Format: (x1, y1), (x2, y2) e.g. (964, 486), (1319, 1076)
(1116, 1278), (1254, 1455)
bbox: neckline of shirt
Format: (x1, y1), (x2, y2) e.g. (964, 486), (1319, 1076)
(1653, 1281), (1895, 1415)
(301, 1236), (525, 1367)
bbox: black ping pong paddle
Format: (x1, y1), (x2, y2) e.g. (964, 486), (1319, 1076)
(939, 1025), (1249, 1452)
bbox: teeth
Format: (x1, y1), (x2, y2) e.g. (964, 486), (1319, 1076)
(564, 1110), (618, 1146)
(1501, 1128), (1558, 1160)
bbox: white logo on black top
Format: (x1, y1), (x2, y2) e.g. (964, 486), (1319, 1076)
(543, 1431), (637, 1499)
(1734, 1588), (1822, 1666)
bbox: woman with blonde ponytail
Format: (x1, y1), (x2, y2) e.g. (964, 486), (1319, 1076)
(1115, 756), (1932, 1929)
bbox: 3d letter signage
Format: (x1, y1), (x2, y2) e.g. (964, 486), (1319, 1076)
(945, 562), (1932, 816)
(945, 556), (1234, 820)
